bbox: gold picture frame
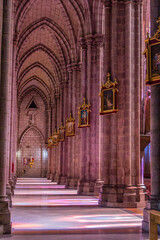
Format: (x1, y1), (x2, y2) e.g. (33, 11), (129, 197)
(144, 17), (160, 85)
(66, 113), (75, 137)
(78, 98), (91, 128)
(58, 122), (65, 142)
(52, 129), (59, 146)
(100, 73), (118, 115)
(48, 136), (53, 148)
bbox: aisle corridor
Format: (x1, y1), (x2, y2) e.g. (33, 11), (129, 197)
(1, 178), (148, 239)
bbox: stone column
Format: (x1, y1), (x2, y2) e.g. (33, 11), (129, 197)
(68, 63), (81, 188)
(6, 16), (13, 205)
(8, 25), (16, 197)
(54, 90), (60, 181)
(47, 107), (52, 179)
(51, 91), (60, 182)
(78, 33), (104, 195)
(142, 0), (160, 232)
(49, 102), (56, 180)
(57, 84), (64, 183)
(94, 35), (105, 192)
(77, 38), (88, 194)
(0, 0), (12, 234)
(99, 0), (112, 190)
(65, 66), (73, 188)
(73, 64), (81, 187)
(67, 65), (74, 188)
(61, 81), (69, 184)
(47, 147), (51, 179)
(9, 53), (18, 189)
(58, 81), (69, 184)
(99, 0), (145, 207)
(85, 36), (93, 189)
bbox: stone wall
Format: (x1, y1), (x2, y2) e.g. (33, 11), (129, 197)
(17, 90), (47, 178)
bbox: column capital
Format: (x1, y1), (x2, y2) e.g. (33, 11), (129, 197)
(85, 35), (94, 46)
(124, 0), (133, 4)
(54, 89), (60, 99)
(133, 0), (143, 4)
(67, 64), (73, 73)
(46, 109), (51, 112)
(103, 0), (111, 7)
(67, 63), (81, 72)
(71, 63), (82, 72)
(80, 38), (87, 50)
(50, 102), (56, 108)
(13, 32), (18, 45)
(94, 34), (105, 47)
(60, 80), (69, 89)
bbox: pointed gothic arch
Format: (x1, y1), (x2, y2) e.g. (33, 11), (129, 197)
(19, 125), (45, 144)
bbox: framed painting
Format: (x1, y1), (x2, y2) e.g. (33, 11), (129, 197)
(66, 114), (75, 137)
(144, 17), (160, 85)
(23, 157), (28, 166)
(58, 122), (65, 142)
(52, 129), (59, 146)
(78, 98), (91, 128)
(100, 73), (118, 115)
(48, 136), (53, 148)
(151, 44), (160, 77)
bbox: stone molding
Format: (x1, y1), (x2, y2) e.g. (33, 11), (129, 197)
(103, 0), (112, 8)
(80, 34), (105, 49)
(80, 37), (87, 50)
(67, 63), (81, 73)
(60, 81), (69, 89)
(54, 90), (60, 99)
(103, 0), (143, 5)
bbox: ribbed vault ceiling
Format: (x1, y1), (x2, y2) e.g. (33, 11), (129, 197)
(15, 0), (86, 107)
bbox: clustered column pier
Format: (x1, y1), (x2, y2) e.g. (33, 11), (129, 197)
(0, 0), (12, 234)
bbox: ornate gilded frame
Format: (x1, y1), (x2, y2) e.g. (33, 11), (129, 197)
(52, 129), (59, 146)
(58, 122), (65, 142)
(66, 113), (75, 137)
(48, 136), (53, 148)
(100, 73), (118, 115)
(144, 17), (160, 85)
(78, 98), (91, 128)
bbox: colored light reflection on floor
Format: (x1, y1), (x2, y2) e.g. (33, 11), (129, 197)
(14, 190), (77, 195)
(75, 219), (142, 223)
(12, 179), (143, 234)
(62, 214), (142, 227)
(12, 223), (43, 229)
(13, 198), (98, 206)
(80, 222), (142, 229)
(71, 214), (143, 219)
(16, 185), (66, 189)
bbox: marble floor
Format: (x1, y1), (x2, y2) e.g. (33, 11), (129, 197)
(0, 233), (150, 240)
(1, 178), (151, 239)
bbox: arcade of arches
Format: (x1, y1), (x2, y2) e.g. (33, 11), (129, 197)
(0, 0), (160, 237)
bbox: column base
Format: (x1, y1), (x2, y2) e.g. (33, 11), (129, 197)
(142, 199), (160, 233)
(6, 185), (12, 208)
(9, 179), (14, 195)
(77, 180), (99, 196)
(53, 172), (59, 182)
(94, 180), (104, 195)
(99, 184), (147, 208)
(47, 172), (51, 180)
(0, 199), (11, 234)
(65, 178), (78, 189)
(57, 176), (66, 185)
(48, 173), (53, 180)
(50, 173), (57, 182)
(12, 176), (17, 187)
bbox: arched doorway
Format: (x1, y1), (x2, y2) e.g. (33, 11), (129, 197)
(17, 127), (47, 178)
